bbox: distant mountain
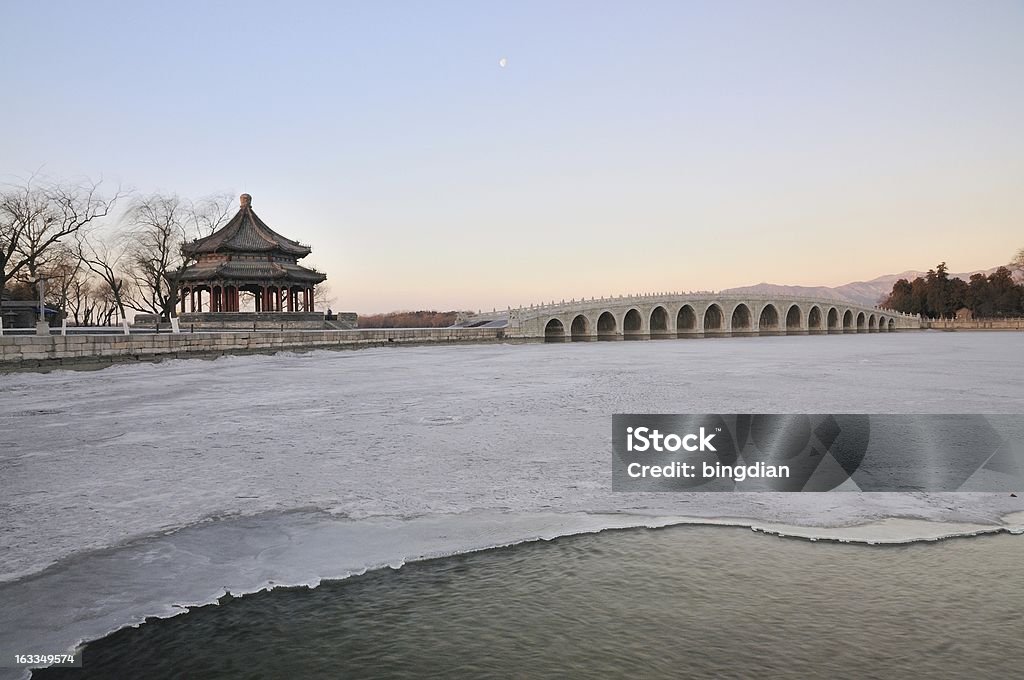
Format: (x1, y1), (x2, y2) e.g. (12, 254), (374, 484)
(724, 266), (1023, 307)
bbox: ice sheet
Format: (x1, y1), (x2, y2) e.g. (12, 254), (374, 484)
(2, 332), (1024, 678)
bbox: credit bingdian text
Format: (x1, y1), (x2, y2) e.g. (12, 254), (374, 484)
(625, 427), (790, 481)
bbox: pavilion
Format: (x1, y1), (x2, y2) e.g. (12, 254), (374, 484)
(174, 192), (337, 329)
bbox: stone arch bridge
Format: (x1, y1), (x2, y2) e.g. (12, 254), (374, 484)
(497, 293), (920, 341)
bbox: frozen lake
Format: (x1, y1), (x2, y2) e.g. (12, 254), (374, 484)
(2, 331), (1024, 677)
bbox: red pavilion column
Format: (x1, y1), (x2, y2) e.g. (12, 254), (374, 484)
(309, 288), (314, 312)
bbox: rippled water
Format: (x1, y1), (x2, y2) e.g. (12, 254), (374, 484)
(35, 526), (1024, 679)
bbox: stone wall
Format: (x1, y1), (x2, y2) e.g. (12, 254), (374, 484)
(924, 318), (1024, 330)
(177, 312), (327, 331)
(0, 327), (507, 372)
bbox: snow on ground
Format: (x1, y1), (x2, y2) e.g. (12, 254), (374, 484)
(1, 331), (1024, 676)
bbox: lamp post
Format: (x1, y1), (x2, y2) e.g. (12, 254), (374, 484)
(35, 277), (49, 336)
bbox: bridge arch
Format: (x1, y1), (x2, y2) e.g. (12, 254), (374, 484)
(808, 306), (823, 333)
(856, 311), (866, 332)
(868, 314), (877, 332)
(597, 311), (618, 340)
(570, 314), (591, 341)
(623, 308), (644, 339)
(544, 318), (565, 342)
(758, 304), (780, 335)
(827, 307), (839, 333)
(730, 303), (752, 335)
(888, 318), (896, 331)
(842, 310), (854, 332)
(649, 306), (670, 338)
(676, 305), (697, 337)
(785, 304), (802, 334)
(704, 304), (724, 334)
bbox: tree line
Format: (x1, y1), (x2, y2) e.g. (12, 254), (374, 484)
(0, 174), (238, 325)
(357, 310), (462, 328)
(883, 255), (1024, 319)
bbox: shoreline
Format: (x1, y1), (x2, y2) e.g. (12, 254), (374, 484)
(4, 324), (1023, 375)
(20, 326), (1024, 375)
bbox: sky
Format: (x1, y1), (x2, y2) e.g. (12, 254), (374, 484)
(2, 0), (1022, 313)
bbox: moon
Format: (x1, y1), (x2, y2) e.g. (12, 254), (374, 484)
(498, 57), (508, 68)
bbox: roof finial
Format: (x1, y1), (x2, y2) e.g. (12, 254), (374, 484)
(240, 193), (252, 208)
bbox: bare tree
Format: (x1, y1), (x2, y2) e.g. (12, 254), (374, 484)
(121, 192), (232, 320)
(37, 243), (81, 317)
(313, 281), (336, 311)
(0, 175), (122, 302)
(188, 193), (234, 238)
(1012, 247), (1024, 273)
(76, 228), (130, 323)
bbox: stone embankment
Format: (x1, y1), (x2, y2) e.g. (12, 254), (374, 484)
(0, 328), (506, 372)
(923, 318), (1024, 330)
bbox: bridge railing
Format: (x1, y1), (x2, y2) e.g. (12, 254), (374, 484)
(510, 292), (920, 318)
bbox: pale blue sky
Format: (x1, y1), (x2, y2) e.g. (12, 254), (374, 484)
(2, 1), (1022, 312)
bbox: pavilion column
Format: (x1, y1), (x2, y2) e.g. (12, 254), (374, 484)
(303, 288), (309, 312)
(180, 289), (186, 314)
(191, 289), (196, 313)
(287, 286), (293, 312)
(309, 287), (314, 312)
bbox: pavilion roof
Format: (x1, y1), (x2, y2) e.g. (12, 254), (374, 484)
(182, 194), (312, 258)
(178, 259), (326, 284)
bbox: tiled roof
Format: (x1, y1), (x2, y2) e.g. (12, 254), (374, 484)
(182, 194), (313, 257)
(179, 260), (326, 284)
